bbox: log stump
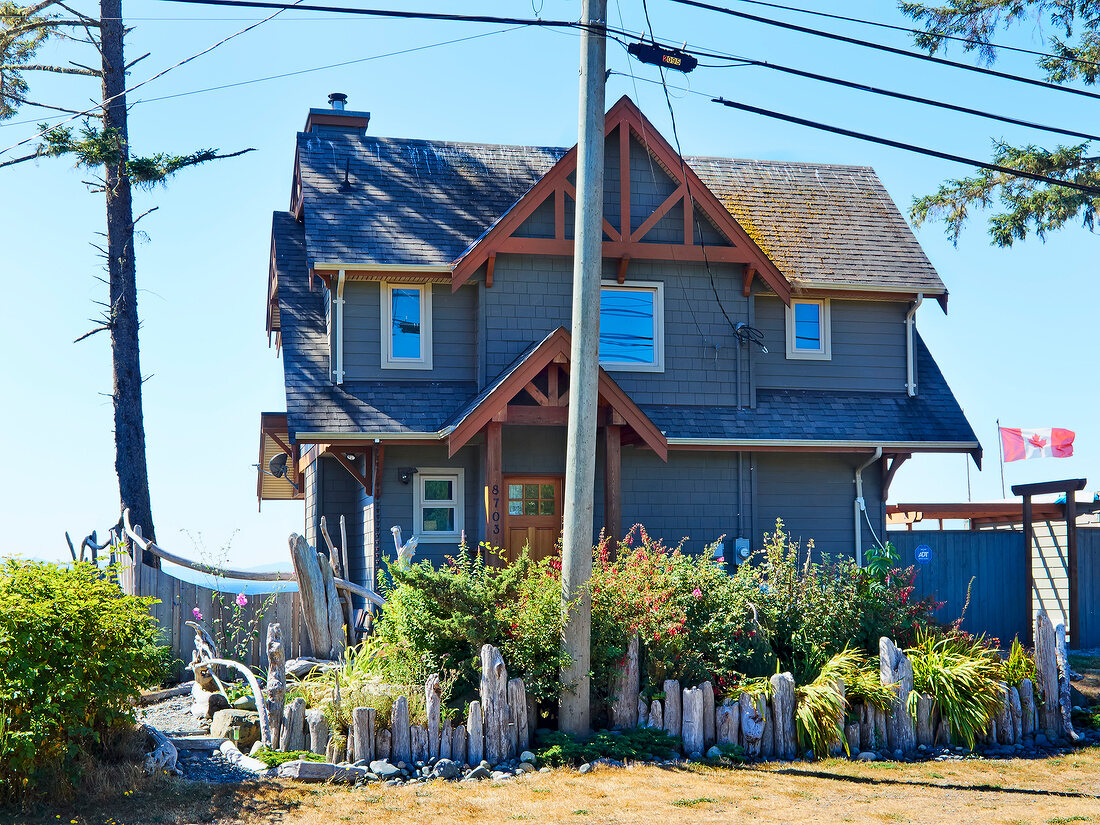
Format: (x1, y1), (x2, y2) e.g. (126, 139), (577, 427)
(739, 693), (764, 757)
(307, 708), (331, 756)
(880, 637), (916, 753)
(1035, 612), (1060, 739)
(467, 700), (484, 765)
(610, 636), (640, 730)
(701, 681), (716, 749)
(662, 679), (682, 739)
(681, 686), (704, 756)
(391, 695), (412, 764)
(770, 673), (796, 760)
(480, 645), (509, 765)
(426, 674), (442, 760)
(350, 707), (374, 763)
(716, 703), (739, 746)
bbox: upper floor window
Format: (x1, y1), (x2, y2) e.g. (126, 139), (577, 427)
(598, 281), (664, 372)
(414, 468), (464, 542)
(785, 298), (831, 360)
(381, 282), (433, 369)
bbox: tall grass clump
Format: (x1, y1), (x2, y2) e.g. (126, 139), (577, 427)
(906, 630), (1005, 749)
(796, 649), (860, 756)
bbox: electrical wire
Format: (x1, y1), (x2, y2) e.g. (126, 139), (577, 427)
(667, 0), (1100, 102)
(677, 0), (1100, 70)
(710, 96), (1100, 195)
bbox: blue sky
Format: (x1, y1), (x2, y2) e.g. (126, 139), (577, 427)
(2, 0), (1095, 567)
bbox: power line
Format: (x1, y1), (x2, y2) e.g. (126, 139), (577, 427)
(710, 96), (1100, 195)
(668, 0), (1100, 102)
(681, 0), (1100, 70)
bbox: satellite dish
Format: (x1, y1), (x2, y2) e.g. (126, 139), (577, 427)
(269, 452), (289, 479)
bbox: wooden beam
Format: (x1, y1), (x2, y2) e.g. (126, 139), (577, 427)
(605, 424), (622, 544)
(485, 421), (503, 549)
(881, 453), (911, 501)
(616, 256), (629, 285)
(1023, 494), (1034, 645)
(485, 253), (496, 289)
(328, 451), (371, 493)
(620, 121), (630, 246)
(494, 235), (756, 263)
(524, 381), (549, 406)
(1067, 491), (1079, 648)
(547, 364), (560, 406)
(504, 405), (571, 426)
(555, 188), (565, 241)
(1011, 478), (1087, 497)
(564, 180), (620, 241)
(742, 266), (755, 297)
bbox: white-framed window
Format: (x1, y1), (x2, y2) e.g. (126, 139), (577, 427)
(381, 282), (433, 369)
(598, 280), (664, 372)
(413, 468), (464, 542)
(785, 298), (831, 360)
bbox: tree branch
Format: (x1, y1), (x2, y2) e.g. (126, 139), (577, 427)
(132, 205), (159, 227)
(0, 149), (44, 169)
(73, 325), (109, 343)
(0, 63), (100, 76)
(126, 52), (150, 70)
(4, 93), (85, 115)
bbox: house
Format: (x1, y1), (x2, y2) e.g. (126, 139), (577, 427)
(257, 94), (980, 593)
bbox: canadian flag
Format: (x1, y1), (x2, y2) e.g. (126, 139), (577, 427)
(999, 427), (1075, 462)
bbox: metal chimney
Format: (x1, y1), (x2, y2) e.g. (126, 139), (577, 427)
(328, 92), (348, 111)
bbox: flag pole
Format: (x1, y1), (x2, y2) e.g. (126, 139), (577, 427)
(996, 418), (1007, 499)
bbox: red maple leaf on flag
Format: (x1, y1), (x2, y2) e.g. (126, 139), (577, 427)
(1028, 434), (1047, 448)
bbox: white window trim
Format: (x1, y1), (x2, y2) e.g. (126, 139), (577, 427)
(598, 279), (665, 373)
(413, 467), (464, 543)
(785, 298), (832, 361)
(380, 281), (433, 370)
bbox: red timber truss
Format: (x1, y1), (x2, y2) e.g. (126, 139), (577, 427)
(451, 96), (790, 302)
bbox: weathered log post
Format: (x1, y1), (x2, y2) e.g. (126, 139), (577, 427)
(739, 693), (764, 757)
(859, 703), (875, 751)
(426, 674), (442, 760)
(411, 725), (428, 762)
(317, 550), (345, 660)
(701, 681), (716, 749)
(681, 686), (704, 756)
(916, 693), (935, 748)
(1035, 612), (1060, 739)
(264, 623), (286, 748)
(1055, 624), (1079, 742)
(452, 724), (468, 766)
(874, 705), (888, 751)
(770, 673), (796, 760)
(351, 707), (375, 763)
(307, 708), (331, 756)
(326, 733), (347, 764)
(761, 697), (775, 759)
(996, 684), (1013, 745)
(844, 721), (861, 756)
(648, 700), (663, 730)
(289, 533), (331, 658)
(375, 728), (391, 761)
(880, 637), (916, 753)
(610, 636), (640, 729)
(392, 696), (412, 764)
(280, 697), (306, 752)
(716, 702), (739, 746)
(662, 679), (682, 740)
(480, 645), (509, 765)
(1019, 678), (1036, 742)
(1010, 686), (1023, 745)
(508, 678), (530, 752)
(467, 700), (484, 765)
(440, 720), (453, 760)
(831, 679), (847, 757)
(638, 698), (649, 728)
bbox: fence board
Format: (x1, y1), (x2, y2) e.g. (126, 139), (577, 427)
(891, 531), (1029, 646)
(1078, 528), (1100, 649)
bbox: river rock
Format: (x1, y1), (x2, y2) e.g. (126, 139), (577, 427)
(210, 709), (261, 750)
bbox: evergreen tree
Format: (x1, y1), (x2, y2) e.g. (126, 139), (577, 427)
(901, 1), (1100, 245)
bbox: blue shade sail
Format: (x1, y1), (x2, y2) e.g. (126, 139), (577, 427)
(599, 288), (655, 364)
(391, 288), (422, 359)
(794, 302), (821, 350)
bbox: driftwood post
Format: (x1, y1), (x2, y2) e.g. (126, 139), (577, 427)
(1010, 686), (1023, 744)
(845, 721), (861, 756)
(264, 623), (286, 748)
(638, 698), (649, 728)
(351, 707), (375, 763)
(648, 700), (663, 730)
(996, 684), (1013, 745)
(467, 701), (484, 765)
(1019, 678), (1036, 742)
(1035, 612), (1060, 738)
(318, 551), (345, 660)
(739, 693), (764, 757)
(289, 533), (331, 658)
(770, 673), (796, 760)
(916, 693), (935, 748)
(375, 728), (391, 761)
(1055, 624), (1079, 742)
(508, 678), (530, 751)
(392, 696), (412, 764)
(480, 645), (509, 765)
(440, 720), (453, 760)
(761, 698), (775, 759)
(411, 725), (428, 762)
(280, 697), (306, 752)
(831, 679), (847, 757)
(452, 724), (467, 766)
(307, 708), (330, 756)
(662, 679), (682, 740)
(681, 686), (704, 756)
(610, 636), (640, 729)
(880, 637), (916, 753)
(701, 681), (716, 749)
(716, 702), (739, 746)
(426, 674), (442, 760)
(859, 704), (875, 751)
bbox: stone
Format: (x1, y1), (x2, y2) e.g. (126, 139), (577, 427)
(681, 686), (704, 756)
(662, 680), (682, 739)
(192, 687), (230, 721)
(770, 673), (797, 760)
(491, 770), (511, 781)
(716, 703), (739, 746)
(464, 765), (490, 780)
(210, 709), (261, 750)
(880, 637), (916, 753)
(578, 763), (593, 774)
(520, 750), (536, 763)
(857, 751), (876, 762)
(433, 758), (460, 779)
(277, 759), (371, 783)
(518, 761), (536, 773)
(739, 693), (765, 757)
(232, 695), (257, 712)
(705, 745), (722, 760)
(610, 636), (640, 729)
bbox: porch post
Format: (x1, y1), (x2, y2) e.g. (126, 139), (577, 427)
(604, 424), (622, 544)
(485, 421), (503, 550)
(1066, 489), (1079, 648)
(1022, 493), (1034, 645)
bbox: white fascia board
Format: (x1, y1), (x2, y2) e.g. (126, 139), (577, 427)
(294, 428), (453, 443)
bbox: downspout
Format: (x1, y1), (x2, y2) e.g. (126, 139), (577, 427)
(334, 269), (346, 384)
(854, 447), (882, 567)
(904, 293), (923, 397)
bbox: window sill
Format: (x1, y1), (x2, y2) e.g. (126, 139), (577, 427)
(600, 362), (664, 373)
(414, 533), (463, 544)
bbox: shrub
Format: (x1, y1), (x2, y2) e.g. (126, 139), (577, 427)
(0, 559), (164, 802)
(795, 649), (860, 757)
(1002, 637), (1037, 687)
(533, 726), (681, 766)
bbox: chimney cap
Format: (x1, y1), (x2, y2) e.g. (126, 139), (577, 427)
(328, 92), (348, 110)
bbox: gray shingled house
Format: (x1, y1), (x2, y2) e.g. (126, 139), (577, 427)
(257, 95), (980, 592)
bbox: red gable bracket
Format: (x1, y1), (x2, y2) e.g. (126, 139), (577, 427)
(452, 96), (791, 303)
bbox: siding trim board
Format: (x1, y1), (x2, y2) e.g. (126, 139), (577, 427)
(666, 438), (980, 451)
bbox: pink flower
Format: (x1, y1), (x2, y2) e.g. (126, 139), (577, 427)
(192, 608), (202, 620)
(236, 592), (248, 607)
(692, 588), (703, 600)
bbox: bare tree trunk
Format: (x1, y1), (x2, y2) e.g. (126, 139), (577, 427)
(100, 0), (156, 563)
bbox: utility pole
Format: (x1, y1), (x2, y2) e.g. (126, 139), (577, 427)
(559, 0), (606, 736)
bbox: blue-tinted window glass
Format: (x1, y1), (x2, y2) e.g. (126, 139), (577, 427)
(599, 288), (655, 364)
(391, 288), (421, 359)
(793, 302), (821, 350)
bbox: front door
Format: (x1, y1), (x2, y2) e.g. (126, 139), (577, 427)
(503, 476), (562, 563)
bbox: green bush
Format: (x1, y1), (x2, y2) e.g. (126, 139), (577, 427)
(533, 726), (681, 766)
(0, 559), (164, 802)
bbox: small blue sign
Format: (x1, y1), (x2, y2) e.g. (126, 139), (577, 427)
(915, 544), (932, 565)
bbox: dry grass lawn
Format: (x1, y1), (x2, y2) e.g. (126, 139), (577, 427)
(7, 746), (1100, 825)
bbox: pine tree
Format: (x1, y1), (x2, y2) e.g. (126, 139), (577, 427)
(1, 1), (250, 562)
(901, 1), (1100, 245)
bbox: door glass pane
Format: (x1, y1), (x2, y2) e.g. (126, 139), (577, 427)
(423, 479), (452, 501)
(508, 484), (522, 500)
(421, 507), (455, 533)
(539, 499), (554, 516)
(793, 302), (821, 350)
(523, 499), (538, 515)
(524, 484), (538, 499)
(508, 501), (523, 516)
(599, 288), (655, 364)
(540, 484), (554, 500)
(391, 287), (422, 359)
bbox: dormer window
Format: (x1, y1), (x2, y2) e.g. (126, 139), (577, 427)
(381, 282), (433, 369)
(785, 298), (831, 360)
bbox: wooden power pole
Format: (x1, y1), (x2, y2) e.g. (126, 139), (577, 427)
(559, 0), (606, 736)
